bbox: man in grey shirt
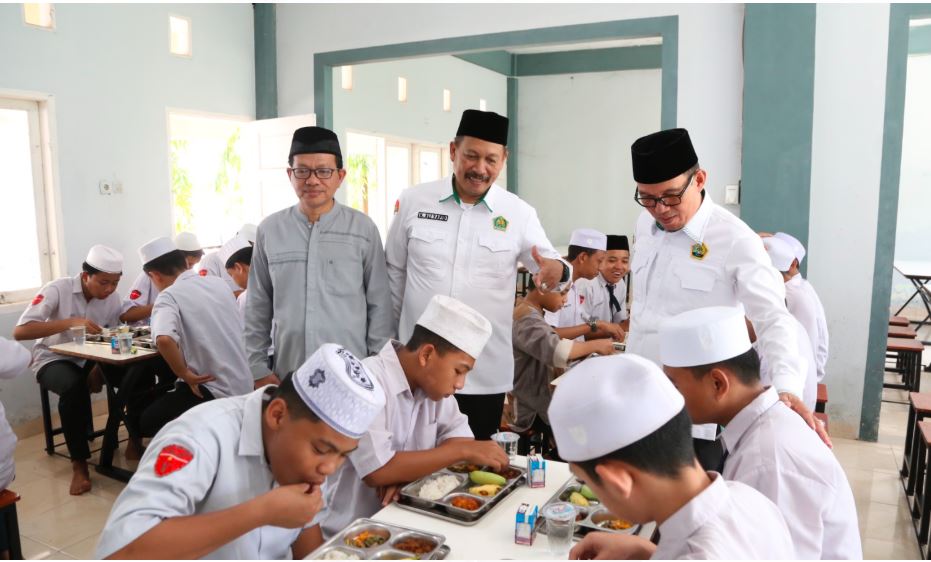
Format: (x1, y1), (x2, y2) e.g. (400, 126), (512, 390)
(246, 126), (392, 385)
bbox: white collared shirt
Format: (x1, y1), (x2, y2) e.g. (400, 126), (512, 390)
(17, 274), (124, 374)
(121, 272), (159, 323)
(317, 340), (473, 537)
(578, 272), (628, 324)
(627, 193), (804, 398)
(785, 275), (829, 381)
(197, 250), (241, 293)
(653, 471), (795, 560)
(721, 388), (862, 559)
(0, 337), (31, 490)
(757, 315), (818, 411)
(386, 175), (563, 394)
(152, 270), (254, 397)
(95, 388), (305, 559)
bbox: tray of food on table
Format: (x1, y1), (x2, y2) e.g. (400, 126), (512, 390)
(536, 477), (641, 537)
(305, 518), (448, 560)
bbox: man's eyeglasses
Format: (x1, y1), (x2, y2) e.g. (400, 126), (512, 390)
(289, 167), (336, 180)
(634, 172), (695, 208)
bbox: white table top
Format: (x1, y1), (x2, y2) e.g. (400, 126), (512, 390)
(49, 341), (159, 365)
(371, 457), (653, 560)
(894, 260), (931, 280)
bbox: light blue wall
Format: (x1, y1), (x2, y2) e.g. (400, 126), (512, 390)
(0, 3), (255, 427)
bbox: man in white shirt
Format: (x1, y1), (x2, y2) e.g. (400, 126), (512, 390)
(385, 109), (569, 439)
(578, 234), (631, 326)
(660, 306), (861, 559)
(625, 128), (829, 461)
(550, 355), (794, 560)
(763, 234), (830, 381)
(312, 295), (508, 539)
(95, 345), (386, 559)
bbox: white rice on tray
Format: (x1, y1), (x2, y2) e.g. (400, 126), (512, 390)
(418, 474), (461, 500)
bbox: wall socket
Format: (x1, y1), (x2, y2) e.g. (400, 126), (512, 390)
(99, 180), (113, 195)
(724, 184), (740, 205)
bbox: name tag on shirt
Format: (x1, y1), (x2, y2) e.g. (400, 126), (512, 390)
(417, 212), (448, 222)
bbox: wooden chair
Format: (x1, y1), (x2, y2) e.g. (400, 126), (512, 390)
(912, 421), (931, 557)
(886, 337), (925, 395)
(902, 393), (931, 496)
(891, 316), (912, 327)
(816, 384), (828, 414)
(890, 325), (919, 339)
(0, 489), (21, 559)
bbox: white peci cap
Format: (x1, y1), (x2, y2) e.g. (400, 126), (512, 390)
(138, 236), (177, 266)
(763, 236), (796, 273)
(416, 294), (493, 360)
(85, 245), (123, 274)
(659, 306), (752, 368)
(174, 232), (203, 252)
(568, 228), (607, 252)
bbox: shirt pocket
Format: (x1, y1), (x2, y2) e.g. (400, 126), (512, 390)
(268, 251), (307, 299)
(408, 226), (448, 279)
(673, 260), (720, 292)
(322, 245), (364, 297)
(470, 233), (517, 289)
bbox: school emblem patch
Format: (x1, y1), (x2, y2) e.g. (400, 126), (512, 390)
(155, 444), (193, 477)
(579, 295), (585, 305)
(492, 216), (508, 232)
(336, 347), (374, 391)
(129, 290), (142, 300)
(31, 294), (44, 306)
(690, 242), (709, 260)
(307, 368), (326, 388)
(198, 269), (208, 277)
(393, 199), (400, 215)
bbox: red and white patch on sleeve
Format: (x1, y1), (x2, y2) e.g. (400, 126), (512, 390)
(129, 290), (142, 300)
(31, 294), (44, 306)
(393, 199), (400, 215)
(198, 269), (208, 277)
(579, 295), (585, 305)
(154, 444), (194, 477)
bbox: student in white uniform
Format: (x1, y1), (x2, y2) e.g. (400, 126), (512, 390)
(198, 224), (255, 297)
(14, 245), (146, 495)
(545, 229), (623, 343)
(122, 231), (203, 326)
(0, 338), (30, 558)
(659, 306), (861, 559)
(221, 235), (276, 372)
(763, 234), (830, 381)
(625, 128), (828, 465)
(313, 295), (509, 539)
(95, 344), (386, 560)
(386, 109), (570, 439)
(579, 234), (630, 326)
(548, 355), (795, 560)
(136, 237), (254, 437)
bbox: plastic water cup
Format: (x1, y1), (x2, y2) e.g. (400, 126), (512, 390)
(542, 502), (576, 555)
(70, 325), (86, 345)
(491, 431), (520, 461)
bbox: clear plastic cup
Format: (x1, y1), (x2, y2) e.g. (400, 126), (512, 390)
(491, 431), (519, 461)
(70, 325), (86, 345)
(542, 502), (576, 555)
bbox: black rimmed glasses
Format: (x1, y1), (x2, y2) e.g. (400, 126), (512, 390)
(289, 167), (336, 180)
(634, 172), (695, 208)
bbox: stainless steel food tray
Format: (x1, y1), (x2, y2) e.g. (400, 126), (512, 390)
(395, 464), (526, 526)
(305, 518), (447, 560)
(536, 477), (641, 537)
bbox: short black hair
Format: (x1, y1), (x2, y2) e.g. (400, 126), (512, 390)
(405, 324), (459, 355)
(575, 407), (695, 481)
(224, 246), (253, 270)
(266, 373), (321, 422)
(180, 249), (205, 262)
(142, 250), (187, 277)
(567, 245), (598, 262)
(288, 154), (344, 169)
(82, 261), (102, 276)
(688, 347), (761, 386)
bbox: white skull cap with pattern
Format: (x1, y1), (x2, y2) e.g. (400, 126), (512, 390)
(174, 232), (203, 252)
(138, 236), (177, 265)
(292, 343), (386, 438)
(239, 223), (258, 244)
(218, 234), (251, 269)
(416, 294), (493, 360)
(763, 236), (796, 273)
(659, 306), (752, 368)
(85, 245), (123, 274)
(548, 354), (684, 462)
(568, 228), (607, 252)
(774, 232), (806, 264)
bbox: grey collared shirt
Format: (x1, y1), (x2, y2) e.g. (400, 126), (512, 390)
(245, 202), (393, 378)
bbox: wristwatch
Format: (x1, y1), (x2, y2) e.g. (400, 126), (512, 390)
(588, 319), (598, 333)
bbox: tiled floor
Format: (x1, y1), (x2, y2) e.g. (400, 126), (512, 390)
(7, 347), (931, 560)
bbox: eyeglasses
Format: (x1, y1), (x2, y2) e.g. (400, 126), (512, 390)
(289, 167), (336, 180)
(634, 172), (695, 208)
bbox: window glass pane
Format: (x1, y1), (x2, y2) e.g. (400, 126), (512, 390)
(0, 108), (42, 292)
(24, 3), (53, 28)
(170, 16), (191, 56)
(385, 145), (410, 234)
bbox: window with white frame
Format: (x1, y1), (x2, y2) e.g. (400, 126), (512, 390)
(23, 3), (54, 29)
(0, 97), (55, 304)
(345, 131), (448, 241)
(169, 15), (192, 57)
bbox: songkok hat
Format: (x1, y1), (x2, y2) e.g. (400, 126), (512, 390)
(548, 354), (684, 462)
(456, 109), (509, 146)
(631, 128), (699, 184)
(292, 344), (386, 439)
(416, 295), (493, 360)
(85, 245), (123, 274)
(138, 237), (177, 266)
(173, 232), (202, 252)
(659, 306), (752, 368)
(218, 234), (251, 269)
(569, 228), (607, 252)
(774, 232), (806, 264)
(606, 235), (630, 252)
(763, 236), (796, 273)
(290, 126), (342, 162)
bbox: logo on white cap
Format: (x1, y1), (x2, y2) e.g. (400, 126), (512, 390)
(337, 347), (374, 391)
